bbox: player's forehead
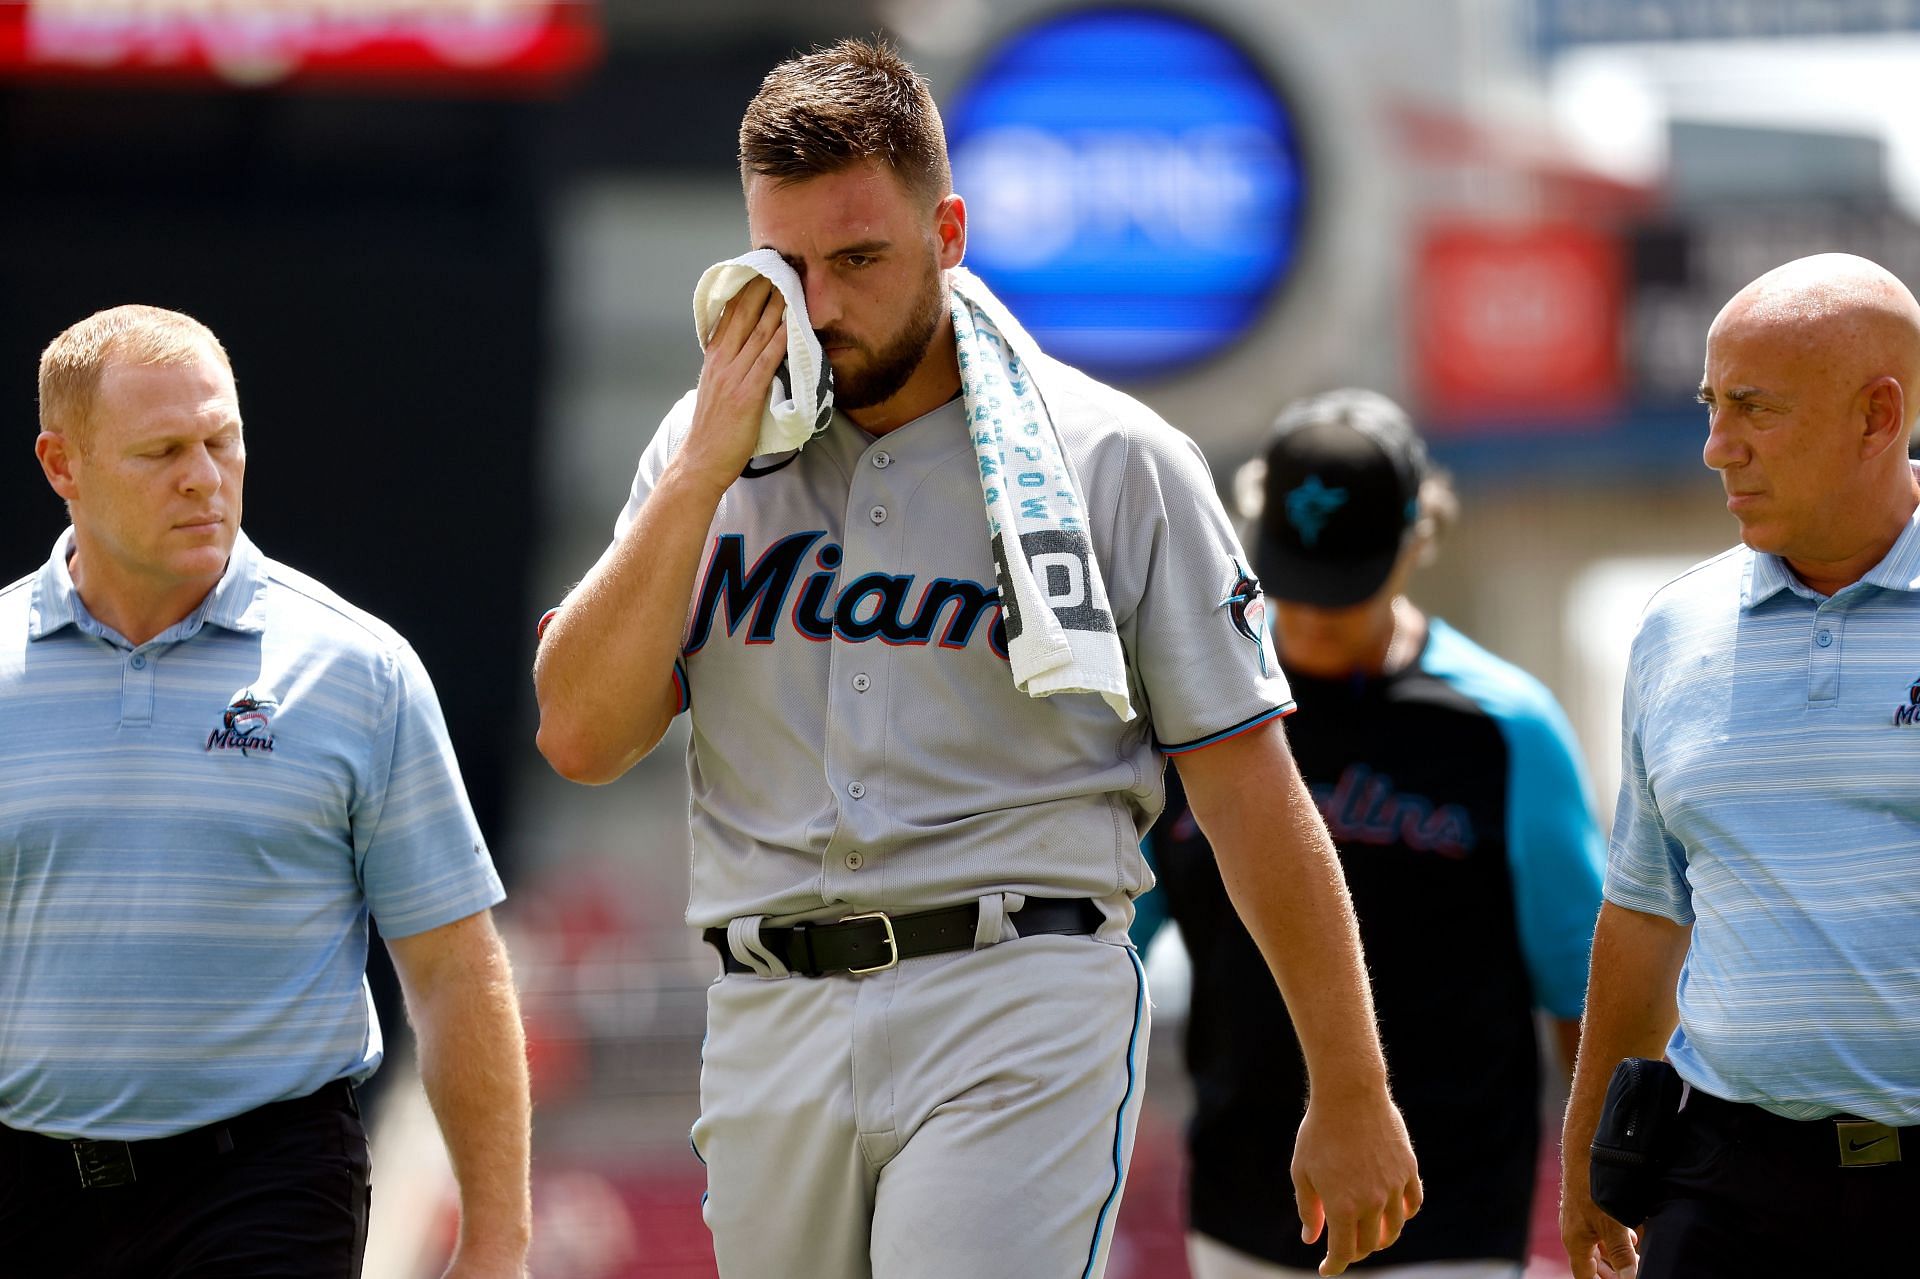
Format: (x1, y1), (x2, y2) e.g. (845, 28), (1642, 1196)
(745, 162), (920, 256)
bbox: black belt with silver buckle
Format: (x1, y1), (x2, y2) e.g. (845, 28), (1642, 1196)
(1683, 1087), (1909, 1168)
(703, 896), (1104, 977)
(1, 1078), (359, 1190)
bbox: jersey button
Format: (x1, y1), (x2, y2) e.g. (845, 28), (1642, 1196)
(844, 851), (864, 871)
(869, 505), (887, 524)
(872, 451), (892, 469)
(847, 780), (867, 799)
(852, 673), (871, 692)
(130, 655), (147, 670)
(1815, 629), (1833, 647)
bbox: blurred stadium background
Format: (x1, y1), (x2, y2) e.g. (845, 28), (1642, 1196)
(4, 1), (1918, 1273)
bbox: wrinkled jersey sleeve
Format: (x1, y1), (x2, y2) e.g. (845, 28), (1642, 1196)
(613, 390), (696, 541)
(619, 392), (695, 713)
(1113, 421), (1292, 753)
(536, 392), (698, 714)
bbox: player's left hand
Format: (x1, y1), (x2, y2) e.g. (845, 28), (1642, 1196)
(1290, 1086), (1422, 1276)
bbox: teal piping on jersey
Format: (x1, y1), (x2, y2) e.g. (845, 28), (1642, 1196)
(1082, 947), (1148, 1279)
(1158, 701), (1296, 755)
(1417, 619), (1604, 1020)
(692, 1034), (708, 1211)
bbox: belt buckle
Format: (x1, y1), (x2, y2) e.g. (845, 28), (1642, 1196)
(841, 910), (898, 975)
(71, 1139), (137, 1189)
(1837, 1120), (1902, 1167)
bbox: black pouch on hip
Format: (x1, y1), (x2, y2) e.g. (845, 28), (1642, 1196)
(1588, 1057), (1687, 1227)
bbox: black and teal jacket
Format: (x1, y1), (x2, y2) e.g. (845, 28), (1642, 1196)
(1137, 618), (1604, 1268)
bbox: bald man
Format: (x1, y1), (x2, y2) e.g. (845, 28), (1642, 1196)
(1560, 252), (1920, 1279)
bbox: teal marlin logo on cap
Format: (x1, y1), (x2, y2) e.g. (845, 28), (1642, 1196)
(1285, 475), (1348, 547)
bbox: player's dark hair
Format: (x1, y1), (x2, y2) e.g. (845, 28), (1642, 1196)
(739, 37), (951, 208)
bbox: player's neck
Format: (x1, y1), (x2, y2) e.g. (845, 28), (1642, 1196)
(1276, 596), (1425, 680)
(843, 316), (962, 436)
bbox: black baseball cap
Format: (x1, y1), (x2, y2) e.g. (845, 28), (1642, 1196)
(1254, 389), (1427, 608)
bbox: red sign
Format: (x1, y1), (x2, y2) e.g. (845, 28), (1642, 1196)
(0, 2), (600, 93)
(1413, 222), (1625, 429)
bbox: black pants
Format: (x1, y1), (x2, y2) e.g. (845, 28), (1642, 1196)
(1639, 1089), (1913, 1278)
(0, 1083), (371, 1279)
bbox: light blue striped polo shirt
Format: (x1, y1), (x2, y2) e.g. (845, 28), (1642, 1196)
(1610, 500), (1920, 1126)
(0, 530), (505, 1140)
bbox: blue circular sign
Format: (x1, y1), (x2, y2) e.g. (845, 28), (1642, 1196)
(948, 6), (1308, 381)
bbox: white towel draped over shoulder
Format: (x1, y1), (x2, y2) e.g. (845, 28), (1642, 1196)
(692, 248), (834, 457)
(949, 268), (1134, 722)
(687, 254), (1134, 722)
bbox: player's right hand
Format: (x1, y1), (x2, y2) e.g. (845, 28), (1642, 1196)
(1290, 1087), (1422, 1276)
(681, 275), (788, 487)
(1560, 1167), (1640, 1279)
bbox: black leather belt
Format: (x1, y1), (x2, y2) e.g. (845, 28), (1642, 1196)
(704, 896), (1104, 977)
(0, 1078), (359, 1190)
(1683, 1086), (1911, 1168)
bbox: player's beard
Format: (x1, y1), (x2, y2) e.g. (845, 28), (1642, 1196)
(818, 260), (947, 412)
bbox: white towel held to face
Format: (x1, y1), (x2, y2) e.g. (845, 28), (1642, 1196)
(692, 248), (834, 457)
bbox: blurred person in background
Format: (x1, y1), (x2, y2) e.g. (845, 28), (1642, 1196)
(0, 305), (531, 1278)
(534, 38), (1420, 1279)
(1136, 389), (1604, 1279)
(1561, 253), (1920, 1279)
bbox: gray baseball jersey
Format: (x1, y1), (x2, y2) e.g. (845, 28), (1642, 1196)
(612, 346), (1292, 929)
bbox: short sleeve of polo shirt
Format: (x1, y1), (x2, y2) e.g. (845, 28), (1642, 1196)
(353, 642), (504, 938)
(1604, 638), (1694, 924)
(1109, 420), (1293, 750)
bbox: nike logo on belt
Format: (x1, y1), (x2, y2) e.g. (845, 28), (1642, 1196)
(1848, 1135), (1892, 1153)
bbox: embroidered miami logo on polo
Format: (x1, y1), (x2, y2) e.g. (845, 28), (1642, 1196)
(1893, 677), (1920, 727)
(207, 688), (278, 755)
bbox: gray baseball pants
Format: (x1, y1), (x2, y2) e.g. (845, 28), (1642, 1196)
(694, 905), (1149, 1279)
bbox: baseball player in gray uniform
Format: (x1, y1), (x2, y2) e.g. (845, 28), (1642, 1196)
(535, 39), (1420, 1279)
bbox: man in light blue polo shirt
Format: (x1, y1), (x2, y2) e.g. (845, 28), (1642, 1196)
(0, 305), (532, 1278)
(1561, 254), (1920, 1279)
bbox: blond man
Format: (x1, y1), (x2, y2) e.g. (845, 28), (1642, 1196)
(0, 305), (531, 1278)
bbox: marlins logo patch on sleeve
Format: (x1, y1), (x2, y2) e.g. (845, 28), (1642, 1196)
(1219, 561), (1278, 677)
